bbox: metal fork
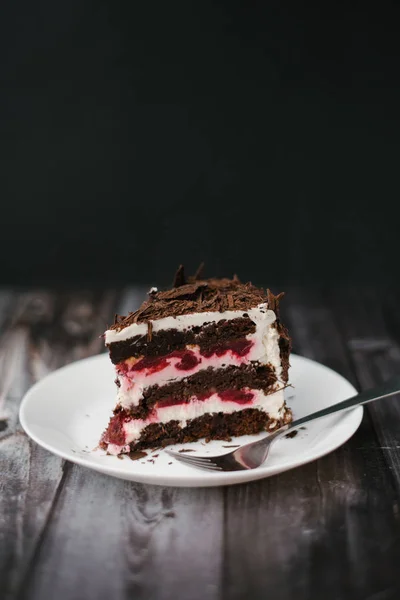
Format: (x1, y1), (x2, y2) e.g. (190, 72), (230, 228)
(166, 376), (400, 471)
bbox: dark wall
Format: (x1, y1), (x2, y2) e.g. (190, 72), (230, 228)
(1, 1), (399, 287)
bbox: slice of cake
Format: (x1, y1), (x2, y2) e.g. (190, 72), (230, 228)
(100, 266), (292, 455)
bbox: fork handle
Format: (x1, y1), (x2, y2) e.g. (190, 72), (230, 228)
(287, 375), (400, 431)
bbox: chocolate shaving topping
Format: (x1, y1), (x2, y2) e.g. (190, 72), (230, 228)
(161, 281), (207, 300)
(267, 289), (285, 318)
(193, 261), (205, 281)
(147, 320), (153, 342)
(173, 264), (186, 288)
(109, 267), (286, 330)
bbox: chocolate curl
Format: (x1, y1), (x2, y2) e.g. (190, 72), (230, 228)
(193, 262), (205, 280)
(267, 289), (285, 317)
(173, 265), (186, 288)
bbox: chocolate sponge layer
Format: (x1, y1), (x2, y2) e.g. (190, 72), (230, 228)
(108, 317), (256, 363)
(128, 363), (279, 419)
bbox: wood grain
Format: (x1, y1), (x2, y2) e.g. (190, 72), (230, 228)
(2, 286), (400, 600)
(0, 289), (117, 600)
(18, 289), (224, 600)
(328, 287), (400, 492)
(20, 469), (223, 600)
(223, 287), (400, 600)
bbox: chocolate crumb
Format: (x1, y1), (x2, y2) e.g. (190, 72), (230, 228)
(168, 461), (173, 465)
(147, 459), (155, 464)
(300, 426), (306, 430)
(117, 454), (124, 460)
(178, 449), (195, 453)
(129, 450), (148, 461)
(0, 420), (8, 432)
(285, 430), (298, 439)
(164, 510), (175, 518)
(222, 444), (240, 448)
(161, 438), (176, 447)
(152, 454), (159, 458)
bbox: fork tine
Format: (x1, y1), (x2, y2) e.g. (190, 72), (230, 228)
(175, 456), (219, 467)
(165, 451), (213, 464)
(175, 459), (222, 472)
(168, 453), (216, 466)
(171, 455), (222, 471)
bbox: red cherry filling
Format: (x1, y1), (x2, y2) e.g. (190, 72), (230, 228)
(218, 389), (254, 404)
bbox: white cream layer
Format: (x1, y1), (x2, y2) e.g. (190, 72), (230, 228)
(106, 388), (285, 455)
(105, 303), (275, 344)
(117, 323), (282, 409)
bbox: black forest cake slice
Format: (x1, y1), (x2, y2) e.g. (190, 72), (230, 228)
(100, 267), (292, 454)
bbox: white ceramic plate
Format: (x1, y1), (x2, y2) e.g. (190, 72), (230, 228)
(19, 354), (363, 487)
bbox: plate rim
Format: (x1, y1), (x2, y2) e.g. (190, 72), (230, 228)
(19, 353), (363, 487)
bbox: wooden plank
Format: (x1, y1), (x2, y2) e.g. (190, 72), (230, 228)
(20, 469), (223, 600)
(328, 286), (400, 491)
(0, 289), (117, 600)
(223, 287), (400, 600)
(18, 288), (224, 600)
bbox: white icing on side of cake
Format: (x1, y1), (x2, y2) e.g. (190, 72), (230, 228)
(116, 322), (283, 409)
(105, 303), (275, 344)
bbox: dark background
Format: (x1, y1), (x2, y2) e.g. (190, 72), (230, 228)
(1, 0), (399, 287)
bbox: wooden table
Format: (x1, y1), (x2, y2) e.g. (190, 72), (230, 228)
(2, 286), (400, 600)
